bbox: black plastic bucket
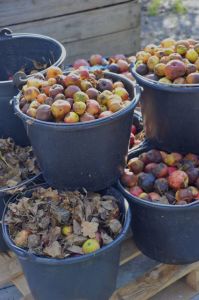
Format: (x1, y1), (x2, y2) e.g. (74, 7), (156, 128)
(2, 186), (130, 300)
(131, 65), (199, 154)
(0, 28), (66, 146)
(14, 72), (141, 191)
(0, 173), (42, 252)
(118, 144), (199, 264)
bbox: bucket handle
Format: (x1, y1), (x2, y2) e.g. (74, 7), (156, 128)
(13, 71), (28, 89)
(128, 139), (151, 155)
(0, 28), (12, 40)
(133, 84), (143, 107)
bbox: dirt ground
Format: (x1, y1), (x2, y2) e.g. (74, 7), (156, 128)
(141, 0), (199, 47)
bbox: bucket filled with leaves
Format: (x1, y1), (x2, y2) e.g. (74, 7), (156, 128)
(3, 185), (130, 300)
(0, 138), (40, 251)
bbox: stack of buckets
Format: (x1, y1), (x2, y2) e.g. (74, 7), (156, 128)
(118, 65), (199, 265)
(0, 27), (66, 252)
(0, 29), (142, 300)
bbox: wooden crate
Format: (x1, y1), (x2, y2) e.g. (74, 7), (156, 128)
(0, 0), (140, 63)
(1, 236), (199, 300)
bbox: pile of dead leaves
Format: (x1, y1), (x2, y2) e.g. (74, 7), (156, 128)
(5, 187), (123, 258)
(0, 138), (39, 189)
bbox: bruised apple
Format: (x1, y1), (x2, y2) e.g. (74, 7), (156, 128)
(80, 112), (95, 122)
(46, 66), (63, 79)
(64, 112), (79, 123)
(121, 169), (138, 188)
(164, 60), (186, 80)
(168, 170), (189, 190)
(86, 100), (101, 115)
(24, 87), (40, 102)
(51, 100), (71, 121)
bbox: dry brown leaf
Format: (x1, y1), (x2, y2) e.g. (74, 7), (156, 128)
(44, 241), (61, 258)
(74, 203), (84, 222)
(101, 232), (113, 245)
(68, 245), (83, 255)
(51, 204), (71, 223)
(101, 200), (114, 211)
(43, 188), (59, 201)
(85, 200), (92, 220)
(49, 226), (61, 243)
(73, 235), (87, 246)
(0, 138), (39, 189)
(6, 179), (19, 187)
(28, 234), (40, 248)
(38, 216), (50, 230)
(73, 219), (81, 235)
(109, 219), (122, 234)
(81, 221), (99, 238)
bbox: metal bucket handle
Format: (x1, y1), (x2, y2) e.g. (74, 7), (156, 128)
(0, 28), (13, 39)
(13, 71), (28, 89)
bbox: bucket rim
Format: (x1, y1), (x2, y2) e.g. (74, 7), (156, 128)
(2, 187), (131, 265)
(131, 64), (199, 92)
(0, 32), (66, 85)
(14, 72), (140, 129)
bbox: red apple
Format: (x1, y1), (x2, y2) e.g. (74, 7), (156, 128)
(131, 125), (137, 135)
(79, 69), (90, 80)
(168, 170), (189, 190)
(129, 186), (143, 197)
(98, 111), (113, 118)
(73, 59), (89, 69)
(128, 158), (144, 174)
(86, 88), (99, 100)
(117, 59), (129, 72)
(164, 60), (186, 80)
(129, 133), (135, 147)
(144, 163), (158, 174)
(63, 74), (81, 87)
(90, 54), (103, 66)
(121, 169), (138, 187)
(149, 192), (161, 201)
(65, 85), (81, 98)
(168, 166), (177, 175)
(86, 100), (101, 115)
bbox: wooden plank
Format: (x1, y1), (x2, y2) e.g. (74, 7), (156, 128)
(7, 1), (140, 44)
(110, 261), (199, 300)
(21, 294), (34, 300)
(186, 268), (199, 291)
(0, 254), (22, 286)
(64, 28), (140, 63)
(152, 277), (199, 300)
(12, 275), (30, 296)
(21, 274), (199, 300)
(0, 0), (132, 27)
(0, 284), (22, 300)
(120, 238), (140, 266)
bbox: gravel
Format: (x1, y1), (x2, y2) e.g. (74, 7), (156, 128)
(141, 0), (199, 47)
